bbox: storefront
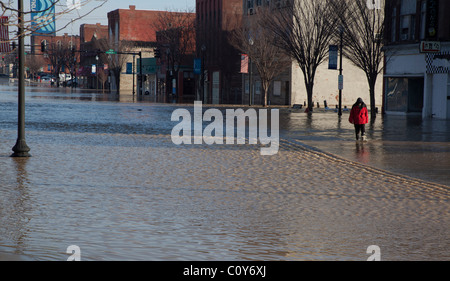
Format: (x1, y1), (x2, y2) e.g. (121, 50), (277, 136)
(384, 42), (450, 119)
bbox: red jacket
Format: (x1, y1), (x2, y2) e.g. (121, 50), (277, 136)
(349, 105), (369, 125)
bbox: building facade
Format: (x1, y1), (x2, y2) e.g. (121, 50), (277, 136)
(196, 0), (243, 104)
(79, 23), (109, 90)
(242, 0), (383, 108)
(384, 0), (450, 119)
(107, 5), (195, 100)
(31, 33), (80, 84)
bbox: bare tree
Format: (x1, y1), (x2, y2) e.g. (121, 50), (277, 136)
(266, 0), (340, 112)
(152, 9), (196, 100)
(1, 0), (109, 37)
(25, 53), (45, 79)
(230, 7), (291, 107)
(45, 40), (73, 86)
(93, 38), (132, 94)
(332, 0), (385, 118)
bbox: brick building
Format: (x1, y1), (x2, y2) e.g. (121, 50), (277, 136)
(196, 0), (243, 104)
(79, 23), (109, 89)
(107, 5), (195, 99)
(384, 0), (450, 119)
(31, 33), (80, 84)
(80, 23), (108, 44)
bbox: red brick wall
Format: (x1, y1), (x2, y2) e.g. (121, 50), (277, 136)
(80, 23), (108, 43)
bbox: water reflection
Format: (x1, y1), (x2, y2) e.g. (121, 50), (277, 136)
(0, 85), (449, 261)
(354, 142), (370, 165)
(0, 157), (31, 260)
(280, 110), (449, 186)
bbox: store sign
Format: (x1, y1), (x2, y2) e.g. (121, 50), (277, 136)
(426, 0), (439, 38)
(30, 0), (56, 35)
(329, 45), (338, 70)
(420, 41), (440, 53)
(194, 59), (201, 75)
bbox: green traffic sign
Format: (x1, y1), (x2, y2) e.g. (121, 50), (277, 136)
(105, 49), (117, 55)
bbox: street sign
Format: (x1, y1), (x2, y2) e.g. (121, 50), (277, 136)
(338, 75), (344, 90)
(105, 49), (117, 55)
(194, 58), (201, 74)
(420, 41), (440, 53)
(329, 45), (338, 70)
(126, 62), (133, 74)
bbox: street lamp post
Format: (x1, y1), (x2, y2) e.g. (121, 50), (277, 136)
(139, 51), (143, 96)
(248, 38), (254, 107)
(96, 55), (99, 91)
(201, 44), (206, 103)
(338, 26), (344, 116)
(132, 54), (135, 97)
(11, 0), (31, 157)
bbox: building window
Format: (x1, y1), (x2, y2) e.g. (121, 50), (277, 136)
(400, 0), (416, 41)
(391, 7), (397, 42)
(386, 77), (424, 112)
(248, 0), (255, 14)
(420, 0), (427, 40)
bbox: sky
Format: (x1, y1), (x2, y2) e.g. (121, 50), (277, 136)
(4, 0), (196, 36)
(57, 0), (196, 35)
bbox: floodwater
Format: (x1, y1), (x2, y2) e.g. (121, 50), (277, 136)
(280, 110), (450, 186)
(0, 85), (449, 261)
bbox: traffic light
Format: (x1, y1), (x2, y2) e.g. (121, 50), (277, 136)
(11, 41), (16, 50)
(154, 48), (160, 59)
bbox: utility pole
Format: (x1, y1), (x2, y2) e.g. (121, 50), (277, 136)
(132, 54), (135, 97)
(338, 26), (344, 117)
(11, 0), (31, 157)
(139, 51), (143, 95)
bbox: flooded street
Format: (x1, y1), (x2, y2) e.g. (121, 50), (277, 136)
(1, 85), (449, 261)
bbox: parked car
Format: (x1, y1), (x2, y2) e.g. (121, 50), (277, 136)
(40, 76), (52, 82)
(40, 75), (55, 82)
(66, 78), (78, 87)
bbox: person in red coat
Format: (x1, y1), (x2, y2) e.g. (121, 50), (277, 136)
(349, 98), (369, 141)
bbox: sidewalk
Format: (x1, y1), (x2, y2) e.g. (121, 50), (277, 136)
(279, 110), (450, 186)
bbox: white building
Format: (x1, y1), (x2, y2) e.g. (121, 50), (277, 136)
(383, 0), (450, 120)
(242, 0), (383, 109)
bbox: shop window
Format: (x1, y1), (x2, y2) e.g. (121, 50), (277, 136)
(420, 0), (427, 40)
(386, 77), (424, 112)
(400, 0), (416, 41)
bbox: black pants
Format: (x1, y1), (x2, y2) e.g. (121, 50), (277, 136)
(354, 124), (366, 140)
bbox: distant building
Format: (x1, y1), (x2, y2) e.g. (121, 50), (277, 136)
(107, 5), (195, 100)
(384, 0), (450, 119)
(80, 23), (109, 44)
(196, 0), (243, 104)
(31, 33), (80, 84)
(242, 0), (383, 108)
(79, 23), (109, 90)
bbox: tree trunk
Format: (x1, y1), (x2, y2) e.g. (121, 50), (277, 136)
(262, 81), (270, 107)
(368, 75), (377, 118)
(306, 81), (314, 113)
